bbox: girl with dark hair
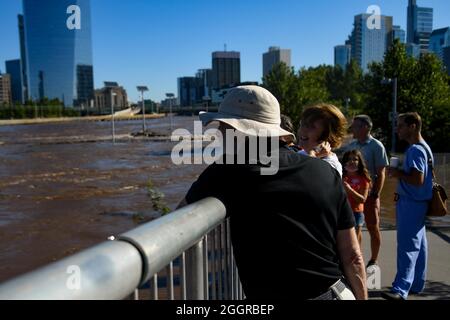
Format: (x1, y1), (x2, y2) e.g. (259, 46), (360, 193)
(342, 150), (372, 246)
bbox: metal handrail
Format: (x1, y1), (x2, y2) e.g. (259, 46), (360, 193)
(0, 197), (231, 300)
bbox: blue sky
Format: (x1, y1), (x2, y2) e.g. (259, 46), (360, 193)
(1, 0), (449, 103)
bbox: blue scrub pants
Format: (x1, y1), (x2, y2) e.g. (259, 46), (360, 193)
(392, 197), (428, 299)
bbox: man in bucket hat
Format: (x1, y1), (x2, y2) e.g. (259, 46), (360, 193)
(179, 85), (368, 300)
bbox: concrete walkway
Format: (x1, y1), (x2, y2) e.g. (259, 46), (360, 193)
(361, 228), (450, 300)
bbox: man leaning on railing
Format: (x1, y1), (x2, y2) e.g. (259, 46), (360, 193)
(178, 85), (368, 300)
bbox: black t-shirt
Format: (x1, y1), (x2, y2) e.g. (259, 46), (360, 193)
(186, 145), (355, 300)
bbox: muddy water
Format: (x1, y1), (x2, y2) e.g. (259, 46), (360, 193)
(0, 117), (448, 283)
(0, 116), (207, 282)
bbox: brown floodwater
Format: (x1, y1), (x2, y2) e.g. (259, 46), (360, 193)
(0, 116), (448, 284)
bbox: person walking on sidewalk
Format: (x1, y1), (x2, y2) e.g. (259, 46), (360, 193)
(347, 115), (389, 268)
(382, 112), (433, 300)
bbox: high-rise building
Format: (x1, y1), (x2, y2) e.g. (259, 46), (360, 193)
(18, 14), (28, 102)
(429, 27), (450, 61)
(407, 0), (433, 53)
(0, 73), (12, 106)
(195, 69), (213, 99)
(212, 51), (240, 90)
(22, 0), (94, 107)
(393, 25), (406, 43)
(350, 14), (393, 73)
(406, 43), (421, 59)
(177, 77), (199, 107)
(334, 45), (352, 70)
(5, 59), (23, 104)
(262, 47), (291, 78)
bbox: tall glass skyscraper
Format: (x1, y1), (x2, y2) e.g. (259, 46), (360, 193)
(429, 27), (450, 61)
(350, 14), (393, 73)
(5, 59), (23, 104)
(393, 26), (406, 44)
(407, 0), (433, 53)
(22, 0), (94, 107)
(334, 45), (352, 70)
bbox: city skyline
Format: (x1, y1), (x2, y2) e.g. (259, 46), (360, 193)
(1, 0), (449, 103)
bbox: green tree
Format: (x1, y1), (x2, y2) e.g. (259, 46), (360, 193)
(297, 65), (331, 107)
(263, 63), (336, 131)
(262, 62), (303, 127)
(326, 60), (365, 115)
(364, 39), (450, 152)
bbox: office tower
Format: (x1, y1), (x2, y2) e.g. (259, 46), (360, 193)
(0, 73), (12, 106)
(22, 0), (94, 107)
(429, 28), (450, 61)
(94, 82), (128, 113)
(350, 14), (393, 73)
(407, 0), (417, 43)
(407, 0), (433, 53)
(262, 46), (291, 78)
(177, 77), (198, 107)
(393, 26), (406, 43)
(334, 45), (352, 70)
(406, 43), (421, 59)
(195, 69), (213, 99)
(211, 51), (240, 90)
(5, 59), (23, 104)
(18, 14), (28, 102)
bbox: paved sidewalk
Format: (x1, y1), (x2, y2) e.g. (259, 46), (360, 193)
(361, 228), (450, 300)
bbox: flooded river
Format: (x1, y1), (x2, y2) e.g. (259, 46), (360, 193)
(0, 116), (448, 283)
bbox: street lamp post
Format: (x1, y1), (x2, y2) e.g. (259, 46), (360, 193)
(381, 77), (398, 154)
(166, 93), (175, 133)
(203, 96), (211, 113)
(345, 97), (351, 117)
(111, 90), (117, 144)
(137, 86), (149, 134)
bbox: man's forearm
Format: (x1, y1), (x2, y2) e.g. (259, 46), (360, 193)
(342, 251), (368, 300)
(337, 229), (369, 300)
(372, 168), (386, 196)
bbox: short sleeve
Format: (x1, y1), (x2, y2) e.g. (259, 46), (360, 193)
(374, 141), (389, 168)
(362, 177), (370, 189)
(407, 146), (427, 174)
(337, 184), (356, 230)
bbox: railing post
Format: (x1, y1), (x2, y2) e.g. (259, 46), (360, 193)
(185, 239), (204, 300)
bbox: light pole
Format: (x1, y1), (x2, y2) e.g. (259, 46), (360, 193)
(111, 90), (117, 144)
(381, 77), (398, 153)
(345, 97), (351, 117)
(137, 86), (149, 134)
(166, 93), (175, 133)
(202, 96), (211, 113)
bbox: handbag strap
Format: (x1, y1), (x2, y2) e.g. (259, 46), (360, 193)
(416, 142), (436, 180)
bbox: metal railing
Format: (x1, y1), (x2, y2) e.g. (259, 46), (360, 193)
(0, 197), (244, 300)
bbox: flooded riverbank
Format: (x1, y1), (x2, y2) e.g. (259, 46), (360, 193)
(0, 116), (448, 283)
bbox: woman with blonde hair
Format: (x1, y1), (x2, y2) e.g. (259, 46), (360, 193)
(297, 103), (348, 176)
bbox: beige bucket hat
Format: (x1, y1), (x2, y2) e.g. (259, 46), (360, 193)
(199, 85), (294, 138)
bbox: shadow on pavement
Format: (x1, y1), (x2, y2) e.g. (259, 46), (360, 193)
(370, 281), (450, 300)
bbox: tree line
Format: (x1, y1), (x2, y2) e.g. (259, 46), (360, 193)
(262, 40), (450, 153)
